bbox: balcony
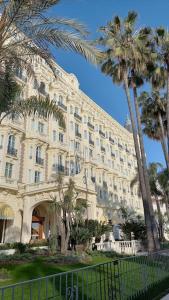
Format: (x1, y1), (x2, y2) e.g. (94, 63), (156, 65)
(74, 112), (82, 122)
(75, 131), (82, 139)
(99, 130), (105, 138)
(7, 147), (17, 157)
(101, 146), (105, 152)
(38, 87), (48, 97)
(87, 122), (94, 130)
(36, 157), (44, 166)
(58, 101), (67, 112)
(103, 181), (107, 189)
(89, 139), (94, 146)
(109, 137), (115, 144)
(52, 164), (69, 175)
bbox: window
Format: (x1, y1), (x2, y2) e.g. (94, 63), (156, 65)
(0, 135), (4, 148)
(84, 130), (87, 139)
(75, 160), (80, 174)
(70, 121), (74, 131)
(75, 107), (79, 114)
(5, 162), (13, 178)
(31, 119), (35, 130)
(84, 116), (87, 124)
(33, 79), (38, 90)
(96, 138), (99, 146)
(59, 132), (64, 143)
(75, 141), (80, 151)
(8, 135), (15, 149)
(75, 123), (79, 135)
(36, 146), (41, 161)
(58, 154), (63, 166)
(70, 105), (73, 114)
(34, 171), (41, 183)
(38, 122), (44, 134)
(53, 130), (57, 142)
(29, 146), (33, 159)
(89, 148), (93, 158)
(53, 93), (57, 104)
(59, 95), (63, 104)
(28, 169), (32, 183)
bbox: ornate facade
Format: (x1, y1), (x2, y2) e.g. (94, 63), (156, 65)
(0, 57), (143, 243)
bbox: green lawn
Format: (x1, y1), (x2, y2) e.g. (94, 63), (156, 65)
(0, 254), (169, 299)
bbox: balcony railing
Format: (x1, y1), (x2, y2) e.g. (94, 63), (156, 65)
(75, 131), (82, 138)
(109, 137), (115, 144)
(7, 147), (17, 157)
(58, 101), (67, 111)
(38, 87), (48, 96)
(74, 112), (82, 122)
(99, 130), (105, 138)
(36, 157), (44, 166)
(101, 146), (105, 152)
(89, 139), (94, 146)
(87, 122), (94, 130)
(103, 181), (107, 189)
(52, 164), (69, 175)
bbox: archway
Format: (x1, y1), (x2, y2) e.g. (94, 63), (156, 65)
(31, 203), (49, 241)
(0, 203), (14, 243)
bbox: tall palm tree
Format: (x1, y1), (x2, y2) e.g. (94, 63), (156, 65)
(154, 28), (169, 159)
(97, 11), (160, 251)
(0, 0), (99, 74)
(139, 91), (168, 171)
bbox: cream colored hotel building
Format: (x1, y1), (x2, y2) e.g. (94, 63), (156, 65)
(0, 57), (143, 244)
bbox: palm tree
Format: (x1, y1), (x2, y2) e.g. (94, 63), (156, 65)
(0, 69), (65, 126)
(154, 28), (169, 159)
(97, 11), (160, 251)
(0, 0), (99, 74)
(139, 91), (169, 171)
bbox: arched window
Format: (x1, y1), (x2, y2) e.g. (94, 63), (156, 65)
(36, 146), (41, 160)
(59, 95), (63, 104)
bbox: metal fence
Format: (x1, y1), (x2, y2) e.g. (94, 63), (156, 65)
(1, 253), (169, 300)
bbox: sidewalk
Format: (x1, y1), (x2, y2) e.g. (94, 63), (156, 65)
(161, 294), (169, 299)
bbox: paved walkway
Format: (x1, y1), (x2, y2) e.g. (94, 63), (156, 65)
(161, 295), (169, 300)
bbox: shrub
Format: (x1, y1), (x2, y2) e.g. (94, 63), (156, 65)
(14, 243), (27, 254)
(0, 268), (11, 280)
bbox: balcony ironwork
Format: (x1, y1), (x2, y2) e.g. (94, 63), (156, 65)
(52, 164), (69, 175)
(58, 101), (67, 111)
(89, 139), (94, 146)
(109, 137), (115, 144)
(87, 122), (94, 130)
(101, 146), (105, 152)
(74, 112), (82, 122)
(7, 147), (17, 157)
(36, 157), (44, 166)
(99, 130), (105, 138)
(75, 131), (82, 138)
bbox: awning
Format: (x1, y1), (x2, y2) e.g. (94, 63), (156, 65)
(0, 203), (14, 220)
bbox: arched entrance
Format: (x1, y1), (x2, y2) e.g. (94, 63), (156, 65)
(31, 204), (49, 241)
(0, 203), (14, 243)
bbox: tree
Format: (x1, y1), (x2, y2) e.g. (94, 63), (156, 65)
(97, 11), (160, 251)
(0, 68), (65, 126)
(50, 175), (87, 255)
(0, 0), (99, 75)
(139, 91), (168, 171)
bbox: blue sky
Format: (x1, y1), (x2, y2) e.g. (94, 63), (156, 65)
(50, 0), (169, 166)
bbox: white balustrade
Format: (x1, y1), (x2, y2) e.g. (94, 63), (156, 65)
(95, 240), (141, 255)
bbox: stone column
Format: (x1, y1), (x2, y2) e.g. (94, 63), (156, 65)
(21, 197), (32, 243)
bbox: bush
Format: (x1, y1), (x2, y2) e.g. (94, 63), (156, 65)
(0, 268), (11, 280)
(14, 243), (27, 254)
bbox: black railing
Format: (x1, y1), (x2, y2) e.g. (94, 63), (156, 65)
(109, 137), (115, 144)
(7, 147), (17, 157)
(75, 131), (82, 138)
(87, 122), (94, 130)
(52, 164), (69, 175)
(36, 157), (44, 166)
(91, 176), (96, 183)
(99, 130), (105, 138)
(101, 146), (105, 152)
(58, 102), (67, 111)
(74, 112), (82, 121)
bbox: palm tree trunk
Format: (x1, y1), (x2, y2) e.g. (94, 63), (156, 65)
(155, 196), (164, 241)
(123, 72), (157, 251)
(158, 112), (169, 171)
(133, 86), (160, 251)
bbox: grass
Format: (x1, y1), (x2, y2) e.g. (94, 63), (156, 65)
(0, 253), (169, 299)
